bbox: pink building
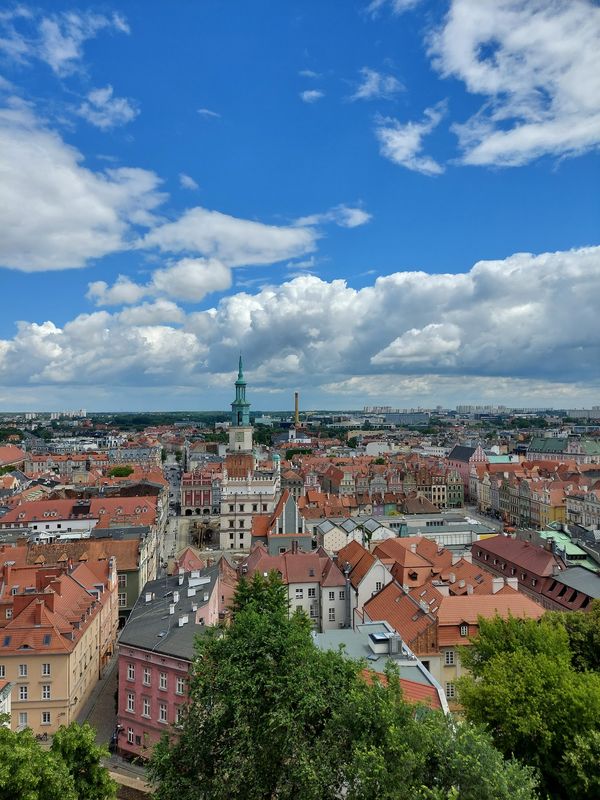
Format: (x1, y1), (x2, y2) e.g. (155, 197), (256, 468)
(446, 444), (488, 497)
(116, 559), (236, 758)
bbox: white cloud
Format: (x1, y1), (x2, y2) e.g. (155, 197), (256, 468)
(375, 102), (446, 174)
(179, 173), (199, 190)
(0, 102), (164, 270)
(372, 323), (461, 365)
(300, 89), (324, 103)
(150, 258), (231, 302)
(350, 67), (403, 101)
(367, 0), (423, 16)
(295, 204), (372, 229)
(2, 245), (600, 405)
(299, 69), (320, 78)
(77, 85), (139, 129)
(197, 107), (220, 118)
(428, 0), (600, 166)
(143, 207), (318, 267)
(0, 9), (129, 76)
(88, 258), (232, 306)
(87, 276), (147, 306)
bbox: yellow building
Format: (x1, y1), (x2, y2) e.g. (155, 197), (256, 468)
(0, 556), (118, 734)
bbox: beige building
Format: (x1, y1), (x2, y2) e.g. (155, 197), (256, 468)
(0, 556), (118, 734)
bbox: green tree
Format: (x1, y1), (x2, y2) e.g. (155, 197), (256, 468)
(0, 720), (115, 800)
(0, 722), (76, 800)
(149, 575), (537, 800)
(459, 614), (600, 799)
(51, 722), (116, 800)
(545, 601), (600, 672)
(107, 465), (134, 477)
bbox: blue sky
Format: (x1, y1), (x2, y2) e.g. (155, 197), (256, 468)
(0, 0), (599, 411)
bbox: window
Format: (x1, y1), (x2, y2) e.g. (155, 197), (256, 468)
(445, 650), (455, 666)
(127, 692), (135, 713)
(295, 588), (304, 599)
(262, 504), (267, 511)
(328, 591), (335, 601)
(159, 703), (167, 724)
(42, 684), (51, 700)
(142, 698), (151, 718)
(339, 590), (345, 600)
(229, 520), (235, 528)
(309, 605), (318, 619)
(176, 706), (184, 725)
(252, 504), (258, 512)
(127, 663), (135, 681)
(143, 667), (151, 686)
(19, 664), (28, 677)
(42, 663), (50, 676)
(118, 593), (127, 608)
(41, 711), (51, 725)
(460, 624), (468, 637)
(19, 685), (28, 701)
(0, 665), (5, 678)
(239, 519), (244, 528)
(118, 574), (127, 588)
(445, 683), (456, 699)
(159, 672), (167, 691)
(307, 587), (316, 599)
(228, 504), (234, 512)
(239, 504), (245, 512)
(5, 608), (12, 620)
(176, 676), (185, 695)
(328, 608), (335, 622)
(375, 581), (383, 592)
(18, 712), (27, 728)
(127, 727), (134, 744)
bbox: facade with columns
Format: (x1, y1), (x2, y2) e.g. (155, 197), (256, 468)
(219, 357), (281, 550)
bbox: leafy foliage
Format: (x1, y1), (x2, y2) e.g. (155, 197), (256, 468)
(459, 613), (600, 800)
(0, 720), (115, 800)
(51, 722), (116, 800)
(107, 465), (134, 477)
(149, 573), (537, 800)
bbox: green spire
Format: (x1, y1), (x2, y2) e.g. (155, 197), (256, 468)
(238, 353), (244, 381)
(232, 353), (250, 426)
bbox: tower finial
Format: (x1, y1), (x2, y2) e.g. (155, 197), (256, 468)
(238, 353), (243, 380)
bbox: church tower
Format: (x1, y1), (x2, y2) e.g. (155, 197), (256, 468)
(228, 354), (253, 453)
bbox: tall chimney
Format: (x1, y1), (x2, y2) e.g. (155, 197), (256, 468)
(294, 391), (300, 427)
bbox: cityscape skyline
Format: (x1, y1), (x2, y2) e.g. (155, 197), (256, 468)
(0, 1), (599, 411)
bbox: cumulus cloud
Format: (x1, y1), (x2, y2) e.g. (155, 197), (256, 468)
(3, 245), (598, 407)
(77, 85), (139, 129)
(179, 173), (199, 190)
(428, 0), (600, 166)
(0, 102), (164, 271)
(142, 207), (318, 267)
(300, 89), (324, 103)
(350, 67), (403, 101)
(87, 276), (147, 306)
(372, 323), (461, 365)
(0, 8), (129, 76)
(88, 258), (232, 306)
(375, 102), (446, 175)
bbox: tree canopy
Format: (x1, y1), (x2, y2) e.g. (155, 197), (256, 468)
(0, 720), (115, 800)
(107, 465), (134, 477)
(458, 611), (600, 800)
(149, 572), (537, 800)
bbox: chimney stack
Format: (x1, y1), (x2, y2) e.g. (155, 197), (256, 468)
(294, 391), (300, 427)
(492, 576), (504, 594)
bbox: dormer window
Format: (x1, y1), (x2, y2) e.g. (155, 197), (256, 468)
(460, 624), (468, 637)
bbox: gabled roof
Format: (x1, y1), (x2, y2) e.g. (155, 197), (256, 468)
(448, 445), (476, 462)
(474, 535), (564, 577)
(364, 582), (438, 646)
